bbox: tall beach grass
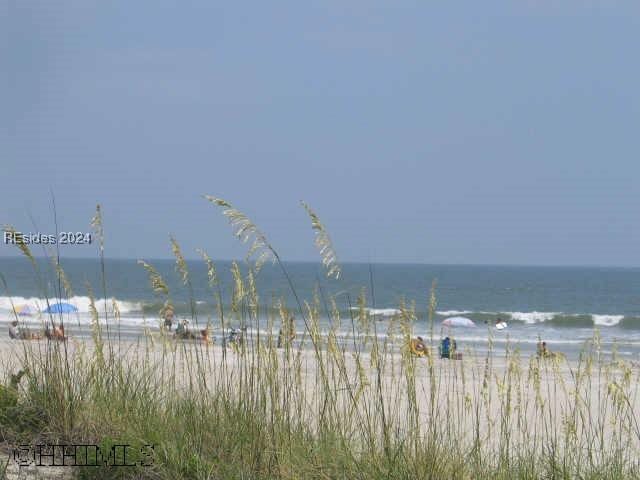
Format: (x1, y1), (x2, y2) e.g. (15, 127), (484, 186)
(1, 202), (640, 479)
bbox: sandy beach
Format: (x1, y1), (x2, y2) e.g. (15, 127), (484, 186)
(2, 333), (639, 478)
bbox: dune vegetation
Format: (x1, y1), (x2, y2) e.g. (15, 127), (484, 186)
(1, 200), (639, 479)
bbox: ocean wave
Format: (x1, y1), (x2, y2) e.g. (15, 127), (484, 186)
(509, 312), (633, 328)
(432, 309), (640, 327)
(0, 296), (142, 314)
(431, 309), (640, 328)
(505, 311), (560, 323)
(0, 314), (150, 327)
(593, 315), (625, 326)
(436, 310), (473, 316)
(436, 335), (587, 345)
(349, 307), (401, 317)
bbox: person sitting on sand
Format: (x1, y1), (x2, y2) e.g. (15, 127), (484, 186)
(52, 324), (66, 341)
(22, 328), (41, 340)
(175, 318), (197, 340)
(226, 327), (246, 348)
(43, 323), (66, 341)
(8, 320), (42, 340)
(8, 320), (19, 340)
(45, 323), (64, 341)
(200, 328), (212, 344)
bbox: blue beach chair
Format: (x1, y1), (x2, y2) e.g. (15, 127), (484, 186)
(439, 337), (458, 359)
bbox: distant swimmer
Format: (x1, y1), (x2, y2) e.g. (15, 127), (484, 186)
(495, 318), (508, 330)
(484, 318), (507, 329)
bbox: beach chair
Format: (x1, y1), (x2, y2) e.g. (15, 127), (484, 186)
(439, 337), (451, 359)
(439, 337), (461, 359)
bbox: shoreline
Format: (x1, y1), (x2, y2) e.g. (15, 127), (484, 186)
(2, 318), (640, 362)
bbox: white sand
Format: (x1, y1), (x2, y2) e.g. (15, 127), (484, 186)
(1, 335), (639, 477)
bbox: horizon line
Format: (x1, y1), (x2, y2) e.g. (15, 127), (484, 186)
(1, 254), (639, 270)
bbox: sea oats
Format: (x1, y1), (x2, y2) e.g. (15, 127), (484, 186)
(300, 202), (341, 279)
(170, 236), (189, 286)
(90, 204), (106, 255)
(51, 256), (74, 298)
(137, 260), (169, 296)
(247, 268), (259, 318)
(197, 248), (219, 287)
(203, 195), (275, 270)
(86, 281), (104, 364)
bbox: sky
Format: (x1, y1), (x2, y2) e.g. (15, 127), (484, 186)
(2, 1), (640, 266)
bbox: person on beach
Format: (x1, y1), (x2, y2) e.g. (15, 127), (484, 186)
(226, 327), (246, 348)
(52, 324), (66, 341)
(175, 318), (190, 339)
(200, 328), (212, 344)
(537, 341), (556, 358)
(8, 320), (19, 339)
(175, 318), (198, 340)
(160, 303), (175, 331)
(44, 323), (65, 341)
(8, 320), (42, 340)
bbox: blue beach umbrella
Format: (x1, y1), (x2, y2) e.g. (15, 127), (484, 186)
(43, 302), (78, 314)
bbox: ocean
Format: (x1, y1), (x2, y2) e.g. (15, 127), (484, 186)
(1, 257), (640, 359)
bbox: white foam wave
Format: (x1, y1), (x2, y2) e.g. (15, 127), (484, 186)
(439, 335), (585, 345)
(0, 296), (142, 314)
(350, 307), (401, 317)
(593, 315), (624, 326)
(507, 311), (559, 324)
(436, 310), (472, 316)
(1, 314), (154, 328)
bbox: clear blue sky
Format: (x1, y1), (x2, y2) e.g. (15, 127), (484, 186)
(2, 1), (639, 266)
